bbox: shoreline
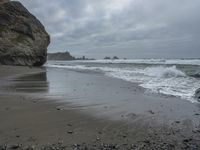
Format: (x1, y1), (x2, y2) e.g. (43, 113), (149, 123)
(0, 65), (46, 79)
(0, 65), (200, 149)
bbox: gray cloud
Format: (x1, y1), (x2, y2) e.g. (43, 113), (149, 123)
(18, 0), (200, 58)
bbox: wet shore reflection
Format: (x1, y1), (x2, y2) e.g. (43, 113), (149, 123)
(9, 72), (49, 93)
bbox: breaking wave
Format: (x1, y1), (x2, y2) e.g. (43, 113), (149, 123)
(73, 59), (200, 66)
(46, 61), (200, 103)
(142, 66), (186, 78)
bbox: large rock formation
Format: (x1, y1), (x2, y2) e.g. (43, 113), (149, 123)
(0, 0), (50, 66)
(48, 51), (75, 61)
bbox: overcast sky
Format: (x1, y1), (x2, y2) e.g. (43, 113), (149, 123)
(18, 0), (200, 59)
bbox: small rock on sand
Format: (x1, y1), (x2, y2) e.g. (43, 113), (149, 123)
(67, 131), (73, 134)
(148, 110), (155, 114)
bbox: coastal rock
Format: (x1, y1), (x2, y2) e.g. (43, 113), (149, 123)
(104, 56), (111, 60)
(0, 0), (50, 66)
(48, 51), (75, 61)
(195, 88), (200, 102)
(191, 73), (200, 78)
(113, 56), (119, 60)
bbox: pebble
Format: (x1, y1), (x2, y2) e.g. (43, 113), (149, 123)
(192, 129), (200, 133)
(183, 138), (192, 143)
(11, 144), (20, 149)
(67, 131), (73, 134)
(175, 121), (180, 124)
(67, 124), (72, 127)
(148, 110), (155, 114)
(98, 131), (102, 134)
(143, 139), (150, 144)
(0, 146), (6, 150)
(96, 137), (100, 141)
(24, 145), (35, 150)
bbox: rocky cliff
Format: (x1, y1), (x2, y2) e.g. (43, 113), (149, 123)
(48, 51), (75, 61)
(0, 0), (50, 66)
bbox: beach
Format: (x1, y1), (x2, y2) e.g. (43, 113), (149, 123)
(0, 65), (200, 149)
(1, 0), (200, 149)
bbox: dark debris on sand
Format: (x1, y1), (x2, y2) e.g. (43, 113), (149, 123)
(0, 139), (199, 150)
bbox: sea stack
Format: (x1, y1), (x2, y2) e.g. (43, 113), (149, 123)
(0, 0), (50, 66)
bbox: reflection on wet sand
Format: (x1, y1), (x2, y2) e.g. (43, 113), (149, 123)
(2, 67), (199, 123)
(8, 72), (49, 93)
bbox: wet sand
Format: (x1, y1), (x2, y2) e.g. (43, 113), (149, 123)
(0, 65), (200, 149)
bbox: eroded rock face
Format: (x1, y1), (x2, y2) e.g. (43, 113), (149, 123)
(0, 0), (50, 66)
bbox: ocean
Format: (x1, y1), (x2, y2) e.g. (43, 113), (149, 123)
(46, 59), (200, 103)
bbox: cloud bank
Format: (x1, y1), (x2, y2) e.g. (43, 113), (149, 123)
(18, 0), (200, 58)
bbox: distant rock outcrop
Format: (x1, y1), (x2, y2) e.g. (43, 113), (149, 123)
(195, 88), (200, 102)
(0, 0), (50, 66)
(104, 56), (119, 60)
(191, 73), (200, 78)
(104, 57), (111, 60)
(113, 56), (119, 60)
(48, 51), (75, 61)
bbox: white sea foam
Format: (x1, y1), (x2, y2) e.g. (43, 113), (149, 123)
(141, 66), (186, 78)
(46, 61), (200, 103)
(105, 66), (199, 102)
(72, 59), (200, 66)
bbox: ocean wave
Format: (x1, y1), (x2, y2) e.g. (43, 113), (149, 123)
(106, 66), (199, 102)
(71, 59), (200, 66)
(142, 66), (186, 78)
(46, 63), (200, 102)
